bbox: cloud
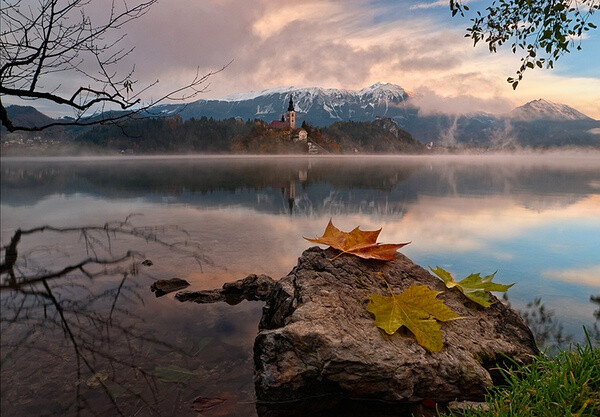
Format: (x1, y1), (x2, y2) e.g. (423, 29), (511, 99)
(411, 87), (514, 115)
(121, 0), (599, 120)
(252, 1), (348, 39)
(4, 0), (599, 119)
(543, 265), (600, 288)
(409, 1), (453, 10)
(409, 0), (478, 10)
(116, 0), (495, 100)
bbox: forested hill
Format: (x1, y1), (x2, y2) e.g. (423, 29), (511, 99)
(57, 116), (424, 154)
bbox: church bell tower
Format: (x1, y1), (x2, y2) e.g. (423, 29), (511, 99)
(286, 96), (296, 129)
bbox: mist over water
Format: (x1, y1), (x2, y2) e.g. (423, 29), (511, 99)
(1, 154), (599, 416)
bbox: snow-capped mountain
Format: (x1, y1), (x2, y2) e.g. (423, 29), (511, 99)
(222, 82), (409, 108)
(153, 82), (413, 126)
(131, 84), (600, 148)
(510, 99), (592, 121)
(10, 82), (598, 148)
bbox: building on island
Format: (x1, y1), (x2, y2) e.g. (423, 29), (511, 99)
(296, 129), (308, 142)
(286, 96), (296, 129)
(268, 96), (296, 130)
(264, 95), (313, 148)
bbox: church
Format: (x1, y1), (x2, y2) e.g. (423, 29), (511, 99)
(268, 96), (297, 130)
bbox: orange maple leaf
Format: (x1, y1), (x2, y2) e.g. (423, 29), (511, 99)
(304, 220), (410, 261)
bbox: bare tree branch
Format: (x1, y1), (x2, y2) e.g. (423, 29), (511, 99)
(1, 0), (228, 132)
(1, 217), (209, 289)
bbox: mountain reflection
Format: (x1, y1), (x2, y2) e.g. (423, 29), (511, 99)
(2, 156), (599, 216)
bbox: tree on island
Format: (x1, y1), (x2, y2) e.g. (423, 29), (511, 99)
(450, 0), (599, 88)
(0, 0), (226, 132)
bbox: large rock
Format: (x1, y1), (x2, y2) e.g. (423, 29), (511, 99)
(254, 247), (538, 404)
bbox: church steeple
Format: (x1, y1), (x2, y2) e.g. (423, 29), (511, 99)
(286, 95), (296, 129)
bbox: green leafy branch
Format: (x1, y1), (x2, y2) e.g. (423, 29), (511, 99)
(450, 0), (599, 88)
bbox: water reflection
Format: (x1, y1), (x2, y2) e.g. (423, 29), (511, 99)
(3, 155), (599, 215)
(1, 154), (599, 416)
(0, 221), (259, 417)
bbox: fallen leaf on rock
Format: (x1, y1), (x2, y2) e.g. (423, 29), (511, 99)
(367, 284), (460, 352)
(429, 266), (514, 308)
(304, 220), (409, 261)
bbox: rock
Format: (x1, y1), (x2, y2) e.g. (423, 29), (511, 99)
(254, 247), (538, 404)
(150, 278), (190, 297)
(176, 274), (275, 305)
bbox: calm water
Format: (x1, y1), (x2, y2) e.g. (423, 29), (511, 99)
(1, 154), (599, 416)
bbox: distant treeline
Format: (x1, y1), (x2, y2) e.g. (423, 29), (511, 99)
(74, 116), (245, 153)
(67, 116), (425, 154)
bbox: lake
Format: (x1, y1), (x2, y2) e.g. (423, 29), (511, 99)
(1, 154), (599, 416)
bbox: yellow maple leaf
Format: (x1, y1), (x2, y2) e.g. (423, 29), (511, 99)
(367, 284), (460, 352)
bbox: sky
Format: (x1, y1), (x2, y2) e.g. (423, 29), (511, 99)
(7, 0), (600, 118)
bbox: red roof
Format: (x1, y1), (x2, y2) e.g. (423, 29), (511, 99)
(268, 120), (289, 129)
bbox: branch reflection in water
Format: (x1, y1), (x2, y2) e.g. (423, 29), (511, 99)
(0, 217), (257, 417)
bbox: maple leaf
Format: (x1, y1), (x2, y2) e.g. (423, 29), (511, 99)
(367, 284), (460, 352)
(429, 266), (514, 308)
(304, 220), (409, 261)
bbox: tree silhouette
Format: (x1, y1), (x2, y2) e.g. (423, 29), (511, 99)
(1, 0), (226, 132)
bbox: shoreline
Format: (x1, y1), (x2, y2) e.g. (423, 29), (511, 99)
(3, 149), (600, 166)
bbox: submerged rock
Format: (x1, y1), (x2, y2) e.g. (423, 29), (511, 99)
(254, 247), (538, 404)
(150, 278), (190, 297)
(176, 274), (276, 305)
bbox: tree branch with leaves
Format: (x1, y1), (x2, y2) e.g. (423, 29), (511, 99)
(450, 0), (599, 88)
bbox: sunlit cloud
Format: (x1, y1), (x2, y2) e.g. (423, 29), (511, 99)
(4, 0), (598, 119)
(543, 265), (600, 288)
(409, 0), (464, 10)
(113, 0), (597, 119)
(411, 87), (513, 115)
(252, 1), (354, 39)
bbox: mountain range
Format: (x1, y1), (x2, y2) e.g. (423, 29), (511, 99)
(151, 83), (599, 147)
(153, 82), (412, 125)
(5, 82), (600, 148)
